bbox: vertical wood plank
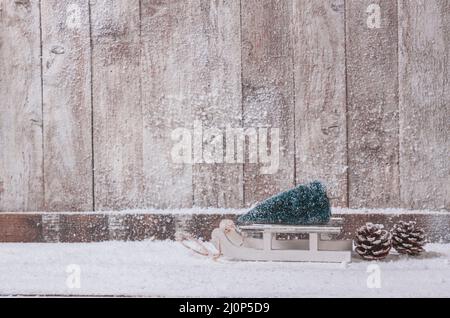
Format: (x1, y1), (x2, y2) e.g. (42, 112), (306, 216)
(399, 0), (450, 210)
(242, 0), (295, 206)
(0, 0), (44, 211)
(140, 0), (193, 209)
(140, 0), (243, 208)
(346, 0), (400, 208)
(91, 0), (143, 210)
(192, 0), (242, 207)
(41, 0), (93, 211)
(293, 0), (347, 206)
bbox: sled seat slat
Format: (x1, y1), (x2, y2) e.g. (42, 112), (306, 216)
(238, 218), (344, 234)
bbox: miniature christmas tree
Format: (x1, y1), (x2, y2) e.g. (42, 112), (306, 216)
(237, 181), (331, 225)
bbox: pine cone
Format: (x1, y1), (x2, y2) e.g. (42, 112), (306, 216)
(355, 223), (391, 260)
(391, 221), (426, 255)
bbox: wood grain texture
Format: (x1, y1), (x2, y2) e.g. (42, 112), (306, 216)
(0, 214), (43, 242)
(59, 214), (108, 242)
(0, 0), (44, 211)
(293, 0), (347, 207)
(140, 0), (193, 209)
(191, 0), (243, 208)
(141, 0), (242, 208)
(346, 0), (400, 208)
(241, 0), (295, 207)
(41, 0), (93, 211)
(398, 0), (450, 210)
(120, 214), (175, 241)
(91, 0), (144, 210)
(0, 0), (449, 213)
(1, 211), (449, 243)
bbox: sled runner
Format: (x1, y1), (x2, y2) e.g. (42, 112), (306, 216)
(212, 218), (352, 263)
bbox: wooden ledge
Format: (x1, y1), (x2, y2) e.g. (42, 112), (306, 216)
(0, 211), (449, 243)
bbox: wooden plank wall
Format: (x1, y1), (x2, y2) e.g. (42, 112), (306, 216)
(0, 0), (449, 212)
(398, 0), (450, 210)
(346, 0), (400, 208)
(140, 0), (193, 209)
(189, 0), (243, 208)
(241, 0), (295, 207)
(0, 0), (44, 211)
(294, 0), (347, 207)
(41, 0), (93, 211)
(91, 0), (144, 210)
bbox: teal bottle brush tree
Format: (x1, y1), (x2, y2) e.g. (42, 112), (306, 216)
(237, 181), (331, 225)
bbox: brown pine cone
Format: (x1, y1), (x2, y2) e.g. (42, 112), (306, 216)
(391, 221), (426, 255)
(355, 223), (391, 260)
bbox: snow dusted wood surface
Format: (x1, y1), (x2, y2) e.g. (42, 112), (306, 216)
(398, 0), (450, 210)
(0, 0), (449, 212)
(0, 241), (449, 297)
(241, 0), (295, 207)
(0, 209), (449, 243)
(188, 0), (243, 208)
(91, 0), (144, 210)
(346, 0), (400, 208)
(41, 0), (94, 211)
(294, 1), (348, 207)
(0, 0), (44, 211)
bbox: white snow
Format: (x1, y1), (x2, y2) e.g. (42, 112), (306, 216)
(1, 241), (450, 297)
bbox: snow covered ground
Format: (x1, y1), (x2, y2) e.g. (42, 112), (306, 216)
(1, 241), (449, 297)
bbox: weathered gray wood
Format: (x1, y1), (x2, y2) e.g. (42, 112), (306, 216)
(41, 0), (93, 211)
(140, 0), (192, 209)
(241, 0), (295, 207)
(191, 0), (243, 208)
(0, 0), (449, 213)
(91, 0), (143, 210)
(140, 0), (242, 208)
(0, 0), (44, 211)
(293, 0), (347, 207)
(398, 0), (450, 210)
(346, 0), (400, 208)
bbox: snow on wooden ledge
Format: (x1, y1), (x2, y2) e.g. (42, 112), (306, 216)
(0, 208), (449, 243)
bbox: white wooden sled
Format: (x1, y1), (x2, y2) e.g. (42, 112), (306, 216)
(211, 218), (352, 263)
